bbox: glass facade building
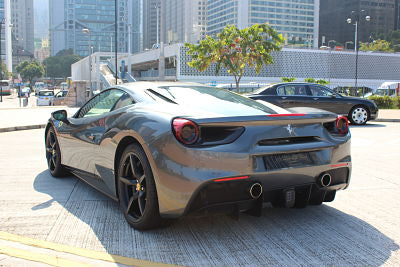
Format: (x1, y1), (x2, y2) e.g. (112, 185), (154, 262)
(50, 0), (141, 57)
(207, 0), (319, 48)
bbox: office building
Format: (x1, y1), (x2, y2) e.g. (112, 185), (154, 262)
(142, 0), (160, 50)
(49, 0), (141, 57)
(11, 0), (34, 54)
(0, 0), (12, 72)
(319, 0), (396, 47)
(160, 0), (207, 44)
(207, 0), (320, 48)
(395, 0), (400, 30)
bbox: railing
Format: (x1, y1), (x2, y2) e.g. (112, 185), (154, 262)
(107, 59), (136, 82)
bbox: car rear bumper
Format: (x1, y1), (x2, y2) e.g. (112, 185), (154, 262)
(155, 136), (351, 218)
(182, 165), (350, 216)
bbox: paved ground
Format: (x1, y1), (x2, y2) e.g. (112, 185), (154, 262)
(0, 122), (399, 266)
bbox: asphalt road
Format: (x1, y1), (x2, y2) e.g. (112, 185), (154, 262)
(0, 123), (399, 266)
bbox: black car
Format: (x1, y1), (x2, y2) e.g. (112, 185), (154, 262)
(247, 83), (378, 125)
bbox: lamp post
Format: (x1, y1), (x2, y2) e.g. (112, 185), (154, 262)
(347, 10), (371, 96)
(115, 0), (118, 85)
(0, 18), (4, 102)
(82, 28), (93, 97)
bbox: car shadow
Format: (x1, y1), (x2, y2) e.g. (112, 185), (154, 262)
(33, 170), (399, 266)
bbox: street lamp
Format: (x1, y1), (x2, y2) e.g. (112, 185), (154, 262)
(347, 10), (371, 96)
(0, 18), (5, 102)
(114, 0), (118, 85)
(81, 28), (93, 97)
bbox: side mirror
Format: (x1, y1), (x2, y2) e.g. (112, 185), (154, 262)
(51, 110), (69, 124)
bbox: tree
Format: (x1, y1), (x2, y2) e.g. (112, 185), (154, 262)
(281, 77), (295, 82)
(43, 49), (81, 79)
(0, 63), (11, 80)
(359, 39), (394, 52)
(16, 61), (44, 89)
(371, 30), (400, 52)
(185, 24), (284, 90)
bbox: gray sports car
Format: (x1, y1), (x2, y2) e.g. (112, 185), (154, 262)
(45, 82), (351, 230)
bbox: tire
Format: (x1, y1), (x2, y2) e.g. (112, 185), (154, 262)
(117, 143), (164, 230)
(348, 105), (369, 125)
(45, 127), (69, 177)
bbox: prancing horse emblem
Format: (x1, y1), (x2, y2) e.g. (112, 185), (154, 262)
(285, 124), (295, 135)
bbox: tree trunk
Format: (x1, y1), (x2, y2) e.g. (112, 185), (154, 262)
(234, 75), (242, 91)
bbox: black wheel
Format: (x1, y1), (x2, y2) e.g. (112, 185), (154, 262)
(45, 127), (68, 177)
(348, 105), (369, 125)
(117, 144), (164, 230)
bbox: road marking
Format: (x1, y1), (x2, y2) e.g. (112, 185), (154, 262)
(0, 231), (178, 267)
(0, 245), (92, 267)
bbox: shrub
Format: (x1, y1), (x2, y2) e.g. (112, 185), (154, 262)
(281, 77), (296, 82)
(316, 79), (329, 85)
(393, 96), (400, 109)
(304, 78), (315, 83)
(368, 95), (395, 109)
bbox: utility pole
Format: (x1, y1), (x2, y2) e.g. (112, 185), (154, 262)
(115, 0), (118, 85)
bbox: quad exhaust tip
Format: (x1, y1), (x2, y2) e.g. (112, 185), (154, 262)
(319, 173), (332, 187)
(249, 183), (263, 199)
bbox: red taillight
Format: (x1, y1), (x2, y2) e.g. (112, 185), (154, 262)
(172, 118), (199, 145)
(214, 176), (249, 182)
(335, 116), (349, 135)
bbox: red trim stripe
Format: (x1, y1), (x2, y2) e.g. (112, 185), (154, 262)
(330, 163), (348, 168)
(214, 176), (249, 182)
(267, 113), (306, 117)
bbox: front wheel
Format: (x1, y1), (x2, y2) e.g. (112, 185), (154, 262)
(45, 127), (69, 177)
(348, 106), (369, 125)
(117, 144), (164, 230)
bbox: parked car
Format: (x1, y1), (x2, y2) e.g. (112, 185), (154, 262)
(247, 82), (379, 125)
(45, 82), (351, 230)
(51, 90), (68, 106)
(36, 90), (55, 106)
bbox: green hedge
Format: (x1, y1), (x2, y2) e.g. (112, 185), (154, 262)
(368, 95), (400, 109)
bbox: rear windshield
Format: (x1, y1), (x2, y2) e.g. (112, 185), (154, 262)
(148, 86), (277, 115)
(39, 91), (54, 96)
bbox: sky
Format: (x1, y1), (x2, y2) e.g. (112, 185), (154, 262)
(34, 0), (49, 39)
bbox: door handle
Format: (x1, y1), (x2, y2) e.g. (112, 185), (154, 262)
(313, 97), (319, 100)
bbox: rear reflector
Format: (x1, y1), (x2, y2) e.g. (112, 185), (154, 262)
(330, 163), (348, 168)
(214, 176), (249, 182)
(267, 113), (306, 117)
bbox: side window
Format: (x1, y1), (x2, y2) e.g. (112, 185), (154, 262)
(277, 85), (307, 96)
(309, 86), (333, 97)
(111, 93), (135, 111)
(277, 86), (286, 96)
(78, 89), (124, 118)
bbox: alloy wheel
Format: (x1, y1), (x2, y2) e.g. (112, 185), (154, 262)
(46, 132), (58, 171)
(119, 153), (147, 220)
(351, 107), (368, 125)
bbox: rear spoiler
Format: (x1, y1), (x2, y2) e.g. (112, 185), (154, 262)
(191, 113), (337, 127)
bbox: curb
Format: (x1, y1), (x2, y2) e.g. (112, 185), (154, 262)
(375, 119), (400, 122)
(0, 124), (46, 133)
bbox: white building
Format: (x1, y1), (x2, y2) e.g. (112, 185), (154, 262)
(0, 0), (13, 73)
(207, 0), (319, 48)
(11, 0), (34, 54)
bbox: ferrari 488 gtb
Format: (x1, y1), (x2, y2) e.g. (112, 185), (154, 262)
(45, 82), (351, 230)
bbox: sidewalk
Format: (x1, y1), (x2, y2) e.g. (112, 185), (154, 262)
(376, 109), (400, 122)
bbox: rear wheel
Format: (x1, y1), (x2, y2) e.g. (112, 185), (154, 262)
(45, 127), (68, 177)
(117, 144), (164, 230)
(349, 106), (369, 125)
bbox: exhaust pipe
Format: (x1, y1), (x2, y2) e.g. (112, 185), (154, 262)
(318, 173), (332, 187)
(249, 183), (263, 199)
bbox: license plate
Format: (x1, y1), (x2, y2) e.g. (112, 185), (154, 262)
(44, 97), (48, 100)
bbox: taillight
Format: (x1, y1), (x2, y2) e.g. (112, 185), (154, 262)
(323, 116), (349, 136)
(172, 118), (199, 145)
(336, 116), (349, 135)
